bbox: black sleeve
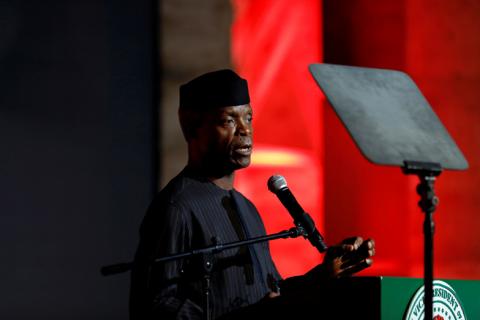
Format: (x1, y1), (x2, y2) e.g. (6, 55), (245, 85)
(129, 201), (203, 320)
(277, 262), (328, 299)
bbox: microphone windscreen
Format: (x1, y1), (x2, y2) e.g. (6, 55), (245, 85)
(267, 175), (288, 193)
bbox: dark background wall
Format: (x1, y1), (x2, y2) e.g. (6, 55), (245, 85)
(0, 1), (156, 318)
(159, 0), (231, 186)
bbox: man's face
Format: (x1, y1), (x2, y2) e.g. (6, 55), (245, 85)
(195, 104), (253, 172)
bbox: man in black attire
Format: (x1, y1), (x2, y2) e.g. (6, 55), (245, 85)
(130, 69), (376, 320)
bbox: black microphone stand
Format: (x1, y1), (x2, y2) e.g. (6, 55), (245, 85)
(101, 227), (305, 320)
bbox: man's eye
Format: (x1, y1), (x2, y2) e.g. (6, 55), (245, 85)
(246, 115), (253, 123)
(222, 118), (235, 126)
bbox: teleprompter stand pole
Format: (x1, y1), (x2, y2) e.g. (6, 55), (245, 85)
(402, 161), (442, 320)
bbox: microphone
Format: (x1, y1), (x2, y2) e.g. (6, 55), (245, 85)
(267, 175), (328, 253)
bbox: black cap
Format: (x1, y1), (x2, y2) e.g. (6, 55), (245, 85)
(179, 69), (250, 110)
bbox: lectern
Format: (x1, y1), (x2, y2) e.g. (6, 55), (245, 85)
(222, 277), (480, 319)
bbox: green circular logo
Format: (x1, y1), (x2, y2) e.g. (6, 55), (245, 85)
(404, 280), (467, 320)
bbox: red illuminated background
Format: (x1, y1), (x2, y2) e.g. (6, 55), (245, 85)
(230, 0), (480, 280)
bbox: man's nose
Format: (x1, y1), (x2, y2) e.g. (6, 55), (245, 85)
(236, 119), (252, 136)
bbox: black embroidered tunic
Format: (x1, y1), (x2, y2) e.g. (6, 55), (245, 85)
(130, 169), (282, 319)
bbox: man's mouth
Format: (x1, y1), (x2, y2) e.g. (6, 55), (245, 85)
(233, 144), (252, 156)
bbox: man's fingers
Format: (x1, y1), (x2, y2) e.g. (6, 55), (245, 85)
(340, 252), (367, 269)
(334, 237), (366, 256)
(363, 239), (375, 257)
(324, 237), (376, 278)
(341, 236), (363, 248)
(341, 243), (355, 253)
(367, 239), (375, 254)
(340, 238), (375, 267)
(338, 258), (373, 277)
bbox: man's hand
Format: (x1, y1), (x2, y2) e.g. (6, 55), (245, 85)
(305, 237), (375, 281)
(322, 237), (375, 278)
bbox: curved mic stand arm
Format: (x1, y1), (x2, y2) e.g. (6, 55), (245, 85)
(100, 226), (305, 320)
(101, 227), (304, 276)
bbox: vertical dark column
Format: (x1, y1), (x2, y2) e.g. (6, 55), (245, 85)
(406, 0), (480, 280)
(0, 0), (156, 319)
(159, 0), (232, 186)
(322, 0), (414, 277)
(324, 1), (406, 67)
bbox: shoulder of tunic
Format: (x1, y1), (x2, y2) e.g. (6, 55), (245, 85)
(141, 171), (230, 229)
(138, 172), (194, 234)
(157, 171), (226, 209)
